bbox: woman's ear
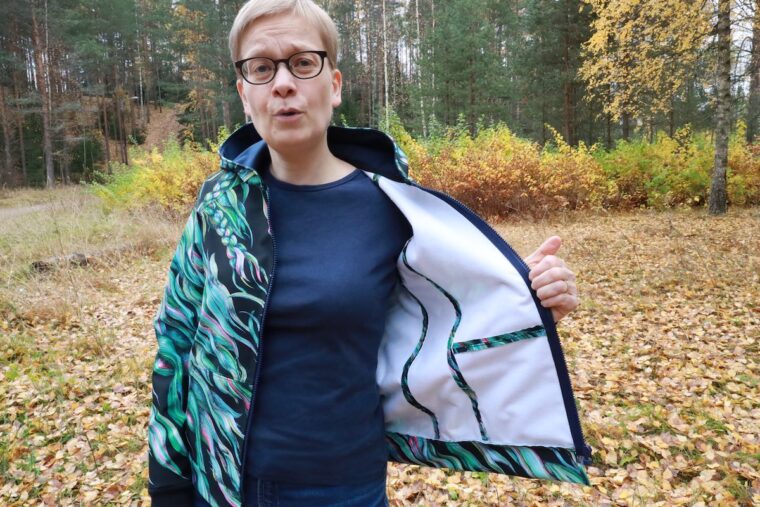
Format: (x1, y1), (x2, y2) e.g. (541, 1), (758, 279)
(331, 68), (343, 109)
(236, 79), (252, 117)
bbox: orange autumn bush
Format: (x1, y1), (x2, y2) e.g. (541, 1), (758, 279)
(396, 121), (609, 218)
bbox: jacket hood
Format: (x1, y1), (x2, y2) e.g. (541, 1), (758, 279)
(218, 122), (411, 183)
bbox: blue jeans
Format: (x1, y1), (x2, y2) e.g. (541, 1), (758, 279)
(194, 476), (388, 507)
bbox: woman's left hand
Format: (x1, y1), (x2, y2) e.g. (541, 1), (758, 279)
(524, 236), (579, 323)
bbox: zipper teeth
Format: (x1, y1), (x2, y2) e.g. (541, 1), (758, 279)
(240, 187), (277, 502)
(412, 182), (590, 462)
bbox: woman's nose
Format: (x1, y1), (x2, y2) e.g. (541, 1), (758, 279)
(271, 62), (297, 95)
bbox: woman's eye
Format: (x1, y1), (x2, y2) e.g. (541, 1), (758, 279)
(253, 64), (272, 74)
(293, 58), (315, 68)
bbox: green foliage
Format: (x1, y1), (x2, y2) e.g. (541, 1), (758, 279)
(594, 123), (760, 208)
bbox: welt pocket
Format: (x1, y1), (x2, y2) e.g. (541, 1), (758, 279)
(451, 325), (545, 354)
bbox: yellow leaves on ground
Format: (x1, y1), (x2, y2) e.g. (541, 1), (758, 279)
(0, 202), (758, 505)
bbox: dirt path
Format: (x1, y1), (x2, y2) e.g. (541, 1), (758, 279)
(142, 106), (183, 151)
(0, 203), (50, 221)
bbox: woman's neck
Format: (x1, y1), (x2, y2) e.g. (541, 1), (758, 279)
(268, 142), (354, 185)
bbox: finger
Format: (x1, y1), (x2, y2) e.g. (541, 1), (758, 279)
(566, 280), (579, 296)
(528, 254), (565, 281)
(524, 236), (562, 268)
(536, 280), (570, 301)
(530, 265), (574, 288)
(539, 292), (579, 311)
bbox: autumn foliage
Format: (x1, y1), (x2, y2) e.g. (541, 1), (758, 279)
(91, 137), (220, 214)
(90, 121), (760, 218)
(389, 120), (760, 217)
(398, 122), (608, 217)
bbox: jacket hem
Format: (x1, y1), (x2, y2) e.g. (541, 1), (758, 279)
(386, 432), (590, 486)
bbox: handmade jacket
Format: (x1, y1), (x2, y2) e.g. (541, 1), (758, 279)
(147, 124), (592, 507)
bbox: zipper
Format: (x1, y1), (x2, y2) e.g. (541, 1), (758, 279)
(409, 181), (592, 464)
(239, 184), (277, 503)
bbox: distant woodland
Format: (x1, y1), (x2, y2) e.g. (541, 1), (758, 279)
(0, 0), (754, 213)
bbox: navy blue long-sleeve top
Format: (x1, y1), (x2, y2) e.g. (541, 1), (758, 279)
(244, 167), (412, 485)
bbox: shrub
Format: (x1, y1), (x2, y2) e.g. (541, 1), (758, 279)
(408, 123), (609, 218)
(91, 138), (217, 214)
(593, 123), (760, 209)
(593, 126), (714, 208)
(90, 117), (760, 218)
(728, 122), (760, 206)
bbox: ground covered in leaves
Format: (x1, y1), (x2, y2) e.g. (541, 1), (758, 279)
(0, 190), (757, 506)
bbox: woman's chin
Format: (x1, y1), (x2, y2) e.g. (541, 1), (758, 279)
(266, 133), (321, 156)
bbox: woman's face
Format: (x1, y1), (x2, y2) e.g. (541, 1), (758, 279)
(235, 13), (342, 156)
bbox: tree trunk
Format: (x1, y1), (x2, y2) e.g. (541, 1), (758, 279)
(540, 94), (547, 145)
(221, 78), (232, 133)
(431, 0), (437, 115)
(562, 2), (576, 146)
(605, 113), (612, 150)
(415, 0), (426, 136)
(0, 87), (14, 184)
(210, 103), (218, 142)
(17, 115), (27, 183)
(622, 111), (631, 141)
(113, 82), (128, 165)
(747, 5), (760, 142)
(469, 57), (475, 133)
(563, 81), (576, 146)
(31, 6), (54, 188)
(12, 83), (26, 182)
(129, 94), (136, 142)
(11, 69), (26, 183)
(101, 95), (112, 170)
(709, 0), (730, 215)
(381, 0), (390, 127)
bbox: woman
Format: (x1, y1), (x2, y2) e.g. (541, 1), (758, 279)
(147, 1), (589, 506)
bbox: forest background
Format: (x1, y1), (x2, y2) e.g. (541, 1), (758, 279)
(0, 0), (758, 506)
(0, 0), (759, 213)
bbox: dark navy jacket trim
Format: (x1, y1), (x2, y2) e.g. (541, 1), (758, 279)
(416, 187), (591, 464)
(219, 123), (407, 183)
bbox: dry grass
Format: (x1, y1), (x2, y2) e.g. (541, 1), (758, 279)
(0, 186), (757, 505)
(0, 187), (64, 209)
(0, 186), (181, 325)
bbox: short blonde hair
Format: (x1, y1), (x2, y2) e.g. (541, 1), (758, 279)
(229, 0), (339, 65)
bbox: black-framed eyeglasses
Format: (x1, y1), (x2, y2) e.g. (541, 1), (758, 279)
(235, 50), (329, 85)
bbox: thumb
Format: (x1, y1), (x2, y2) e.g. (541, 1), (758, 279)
(525, 236), (562, 268)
